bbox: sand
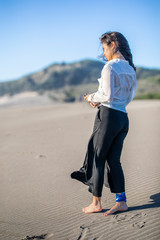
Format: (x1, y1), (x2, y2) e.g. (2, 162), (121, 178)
(0, 92), (53, 108)
(0, 100), (160, 240)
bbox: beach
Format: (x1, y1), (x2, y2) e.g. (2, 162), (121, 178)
(0, 100), (160, 240)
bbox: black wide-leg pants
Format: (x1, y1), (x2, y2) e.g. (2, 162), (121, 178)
(79, 105), (129, 197)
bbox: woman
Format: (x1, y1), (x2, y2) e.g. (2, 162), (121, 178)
(71, 31), (137, 216)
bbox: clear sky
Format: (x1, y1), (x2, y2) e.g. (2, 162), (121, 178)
(0, 0), (160, 82)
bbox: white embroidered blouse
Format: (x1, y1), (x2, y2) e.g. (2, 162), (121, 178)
(88, 58), (137, 113)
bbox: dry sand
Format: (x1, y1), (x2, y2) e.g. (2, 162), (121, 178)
(0, 100), (160, 240)
(0, 92), (53, 108)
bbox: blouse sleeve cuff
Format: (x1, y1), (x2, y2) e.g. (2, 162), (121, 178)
(88, 94), (92, 102)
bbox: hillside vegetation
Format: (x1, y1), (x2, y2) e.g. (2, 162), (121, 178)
(0, 59), (160, 102)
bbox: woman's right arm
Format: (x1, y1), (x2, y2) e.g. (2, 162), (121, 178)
(88, 65), (115, 104)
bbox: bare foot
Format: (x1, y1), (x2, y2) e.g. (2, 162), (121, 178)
(82, 203), (102, 214)
(104, 201), (128, 216)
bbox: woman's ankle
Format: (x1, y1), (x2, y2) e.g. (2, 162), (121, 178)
(116, 192), (127, 202)
(93, 196), (101, 205)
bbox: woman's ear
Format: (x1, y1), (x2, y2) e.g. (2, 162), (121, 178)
(111, 41), (118, 54)
(111, 41), (116, 50)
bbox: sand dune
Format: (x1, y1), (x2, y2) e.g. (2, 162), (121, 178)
(0, 100), (160, 240)
(0, 92), (53, 108)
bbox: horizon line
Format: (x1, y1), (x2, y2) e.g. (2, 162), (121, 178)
(0, 58), (160, 83)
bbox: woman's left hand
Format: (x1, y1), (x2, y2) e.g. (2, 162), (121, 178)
(90, 102), (100, 108)
(84, 94), (100, 108)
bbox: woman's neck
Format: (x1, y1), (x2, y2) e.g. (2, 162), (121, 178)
(112, 52), (125, 60)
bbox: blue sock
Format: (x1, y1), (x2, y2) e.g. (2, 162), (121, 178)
(116, 192), (127, 202)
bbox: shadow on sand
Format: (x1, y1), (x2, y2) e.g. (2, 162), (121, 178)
(99, 193), (160, 214)
(128, 192), (160, 212)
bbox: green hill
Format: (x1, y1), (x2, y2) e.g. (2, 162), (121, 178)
(0, 59), (160, 101)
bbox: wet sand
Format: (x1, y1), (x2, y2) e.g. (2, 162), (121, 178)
(0, 100), (160, 240)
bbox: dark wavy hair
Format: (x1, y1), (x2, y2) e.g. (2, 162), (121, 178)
(100, 31), (136, 72)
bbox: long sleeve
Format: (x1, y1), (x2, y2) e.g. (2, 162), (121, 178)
(126, 76), (137, 105)
(88, 65), (115, 104)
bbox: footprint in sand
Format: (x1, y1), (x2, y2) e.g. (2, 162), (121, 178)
(111, 212), (147, 229)
(21, 233), (54, 240)
(129, 212), (147, 221)
(77, 225), (90, 240)
(132, 221), (146, 228)
(35, 154), (47, 159)
(112, 214), (128, 222)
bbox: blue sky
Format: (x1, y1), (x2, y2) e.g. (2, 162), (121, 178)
(0, 0), (160, 82)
